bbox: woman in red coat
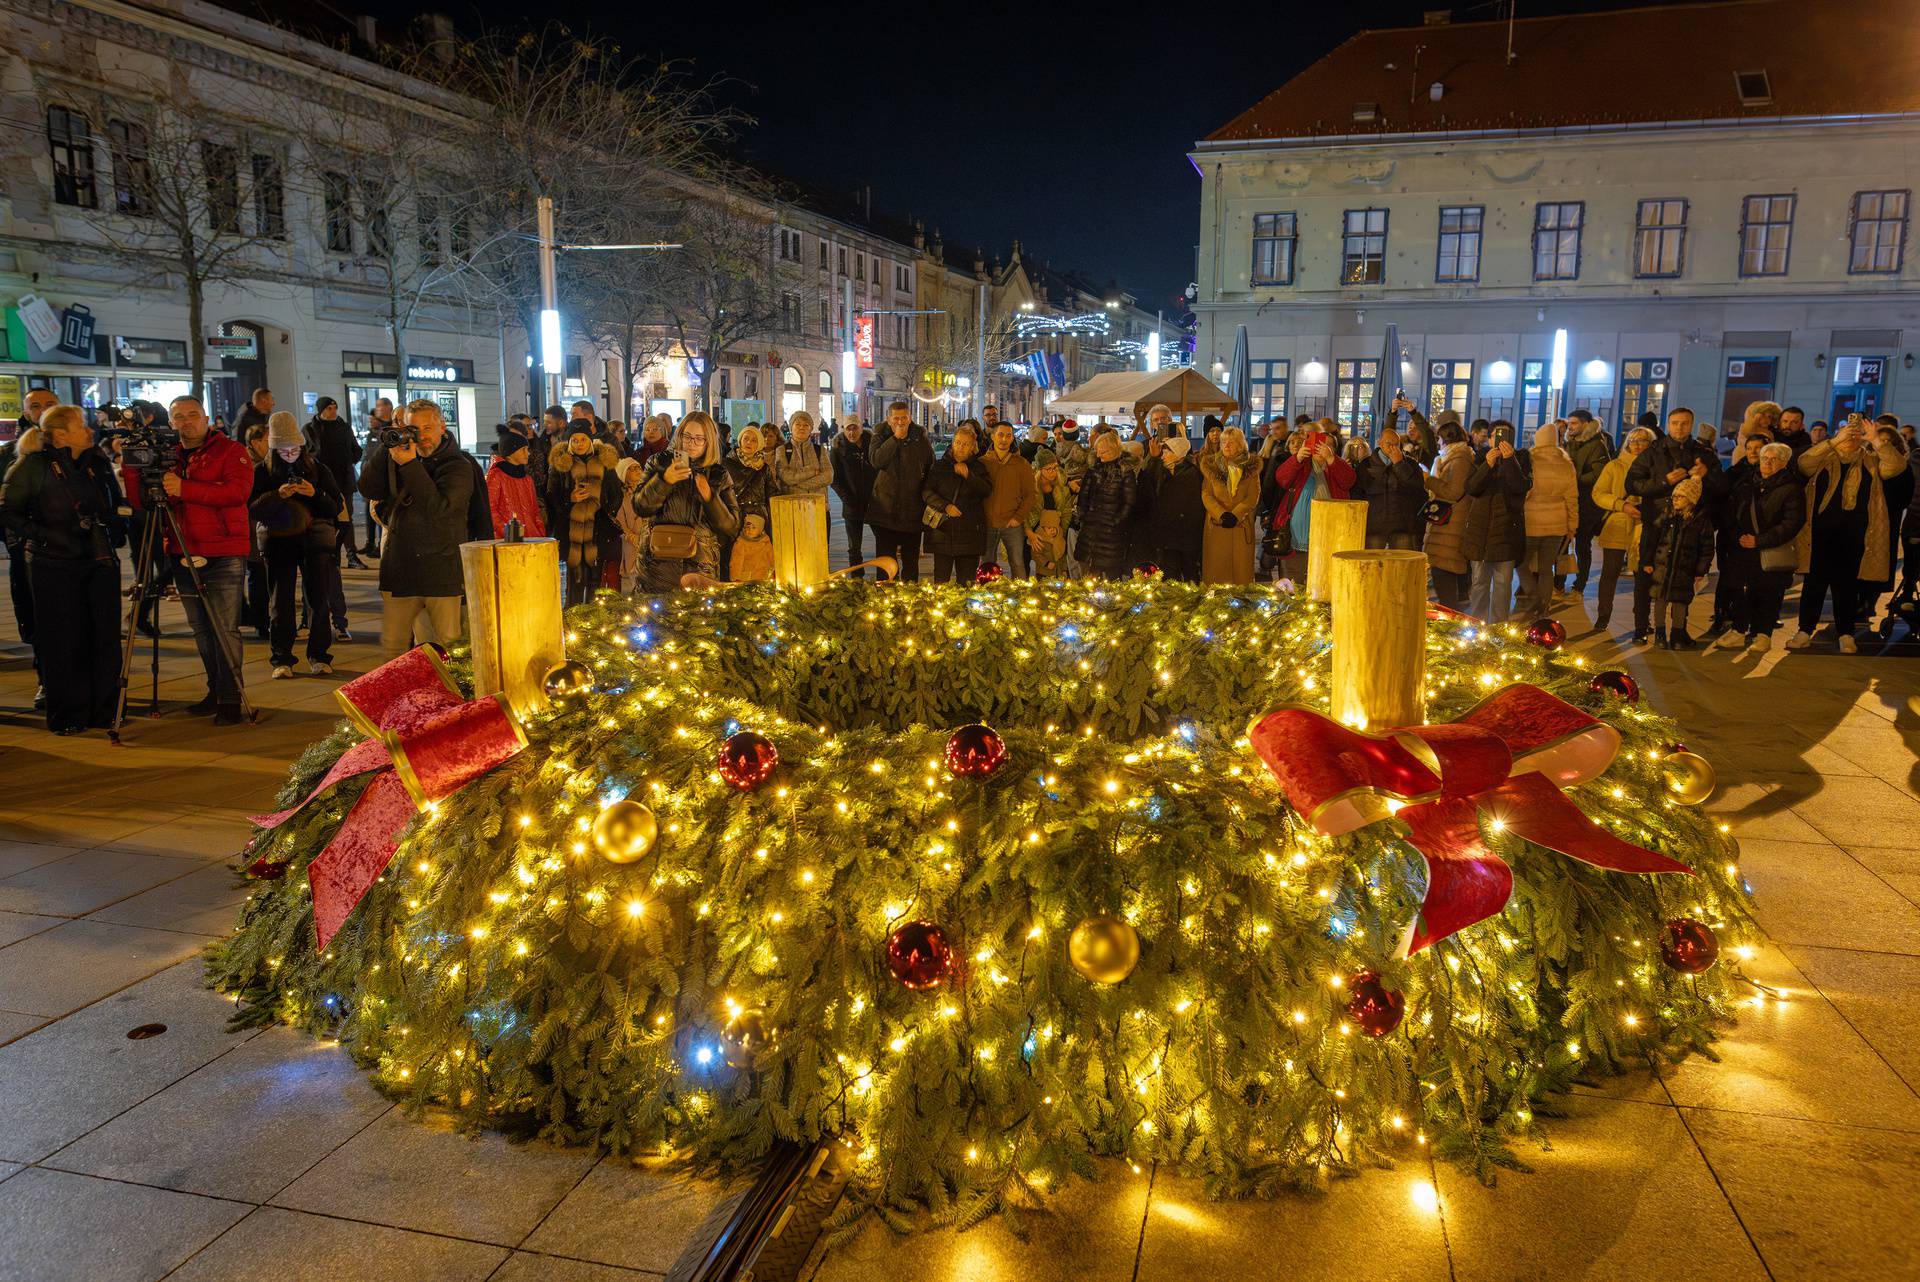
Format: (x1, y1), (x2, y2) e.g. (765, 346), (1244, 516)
(1267, 427), (1356, 584)
(485, 432), (545, 538)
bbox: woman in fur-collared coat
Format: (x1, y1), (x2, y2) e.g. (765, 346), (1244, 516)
(547, 423), (623, 606)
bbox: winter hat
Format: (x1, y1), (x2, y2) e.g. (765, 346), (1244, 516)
(1672, 476), (1704, 508)
(494, 431), (528, 458)
(567, 422), (595, 444)
(1163, 434), (1191, 463)
(314, 396), (337, 415)
(615, 457), (640, 485)
(1033, 448), (1058, 470)
(267, 411), (302, 450)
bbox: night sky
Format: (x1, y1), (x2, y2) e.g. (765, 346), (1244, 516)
(367, 0), (1651, 311)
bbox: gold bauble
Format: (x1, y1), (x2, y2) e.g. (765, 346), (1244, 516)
(1068, 914), (1141, 985)
(1660, 751), (1717, 806)
(722, 1008), (772, 1069)
(592, 800), (658, 865)
(543, 659), (594, 698)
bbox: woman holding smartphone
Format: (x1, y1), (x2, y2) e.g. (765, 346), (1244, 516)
(630, 412), (740, 593)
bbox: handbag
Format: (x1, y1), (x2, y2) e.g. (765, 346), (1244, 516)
(1554, 547), (1578, 575)
(647, 523), (699, 560)
(922, 503), (947, 530)
(1752, 497), (1798, 572)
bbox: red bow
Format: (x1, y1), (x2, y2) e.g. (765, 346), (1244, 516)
(247, 647), (526, 949)
(1249, 683), (1689, 956)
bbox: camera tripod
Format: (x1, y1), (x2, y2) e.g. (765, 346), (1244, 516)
(110, 497), (256, 742)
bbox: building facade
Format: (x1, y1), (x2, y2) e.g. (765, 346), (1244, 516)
(1191, 0), (1920, 440)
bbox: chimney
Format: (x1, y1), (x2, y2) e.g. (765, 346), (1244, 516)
(354, 14), (378, 47)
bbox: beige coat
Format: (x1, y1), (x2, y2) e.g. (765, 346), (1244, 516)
(1522, 443), (1580, 539)
(1792, 438), (1905, 580)
(1591, 453), (1642, 557)
(1199, 454), (1260, 583)
(1421, 441), (1475, 573)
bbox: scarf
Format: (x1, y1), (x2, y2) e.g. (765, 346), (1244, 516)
(494, 460), (527, 479)
(737, 447), (765, 470)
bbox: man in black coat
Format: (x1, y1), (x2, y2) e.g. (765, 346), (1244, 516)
(866, 402), (934, 581)
(830, 416), (876, 573)
(233, 387), (274, 438)
(306, 397), (365, 569)
(1626, 406), (1725, 530)
(358, 399), (473, 657)
(1139, 433), (1206, 579)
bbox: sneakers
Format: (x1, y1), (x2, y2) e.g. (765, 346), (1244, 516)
(1630, 629), (1649, 645)
(308, 660), (333, 676)
(333, 624), (353, 643)
(271, 664), (295, 680)
(32, 684), (44, 710)
(1670, 629), (1697, 650)
(346, 555), (367, 570)
(1747, 633), (1771, 653)
(1712, 630), (1745, 651)
(1785, 630), (1813, 650)
(1838, 634), (1858, 654)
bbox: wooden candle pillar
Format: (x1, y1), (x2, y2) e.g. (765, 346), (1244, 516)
(1331, 549), (1428, 731)
(461, 536), (565, 720)
(1306, 498), (1369, 601)
(771, 493), (830, 586)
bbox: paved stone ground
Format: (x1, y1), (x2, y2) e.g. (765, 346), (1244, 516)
(0, 535), (1915, 1281)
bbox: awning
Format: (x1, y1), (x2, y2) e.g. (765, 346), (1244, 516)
(1047, 368), (1239, 422)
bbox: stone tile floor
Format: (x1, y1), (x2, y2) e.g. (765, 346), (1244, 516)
(0, 553), (1913, 1280)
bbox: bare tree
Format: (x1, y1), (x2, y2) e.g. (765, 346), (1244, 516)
(652, 183), (781, 416)
(562, 197), (682, 420)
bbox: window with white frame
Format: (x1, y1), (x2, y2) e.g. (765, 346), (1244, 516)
(1435, 206), (1482, 282)
(1739, 195), (1794, 276)
(1250, 212), (1296, 286)
(1532, 202), (1583, 280)
(1849, 190), (1909, 274)
(1633, 198), (1687, 278)
(1334, 358), (1380, 429)
(1248, 359), (1289, 422)
(774, 227), (802, 262)
(1426, 359), (1474, 418)
(1340, 208), (1388, 285)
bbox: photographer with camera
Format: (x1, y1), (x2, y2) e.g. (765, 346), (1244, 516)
(2, 405), (126, 734)
(359, 398), (473, 658)
(145, 396), (255, 723)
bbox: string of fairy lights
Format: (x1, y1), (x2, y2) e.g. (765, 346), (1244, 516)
(212, 579), (1760, 1215)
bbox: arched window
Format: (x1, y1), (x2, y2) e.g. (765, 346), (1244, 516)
(817, 368), (834, 422)
(782, 365), (805, 420)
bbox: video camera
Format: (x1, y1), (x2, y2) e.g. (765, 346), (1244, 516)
(119, 425), (181, 505)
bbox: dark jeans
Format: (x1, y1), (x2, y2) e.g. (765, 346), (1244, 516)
(176, 555), (246, 705)
(1632, 563), (1654, 632)
(843, 513), (867, 571)
(328, 542), (348, 625)
(930, 553), (979, 584)
(1596, 548), (1629, 626)
(1799, 528), (1866, 636)
(1727, 549), (1791, 636)
(7, 543), (35, 667)
(1155, 547), (1202, 581)
(268, 545), (334, 666)
(29, 555), (120, 731)
(1431, 567), (1471, 612)
(1574, 501), (1604, 583)
(872, 526), (922, 581)
(244, 558), (268, 635)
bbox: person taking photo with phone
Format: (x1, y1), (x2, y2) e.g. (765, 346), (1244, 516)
(358, 399), (474, 657)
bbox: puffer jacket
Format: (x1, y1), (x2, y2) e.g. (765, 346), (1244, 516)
(1462, 450), (1529, 563)
(1522, 443), (1580, 539)
(868, 423), (935, 533)
(1647, 508), (1715, 602)
(1591, 453), (1642, 557)
(546, 440), (623, 574)
(921, 451), (993, 557)
(1421, 442), (1475, 573)
(1074, 456), (1140, 577)
(1729, 464), (1806, 555)
(359, 433), (476, 597)
(630, 456), (740, 591)
(1, 445), (126, 562)
(1355, 452), (1427, 541)
(725, 452), (780, 527)
(830, 428), (876, 519)
(1627, 432), (1723, 527)
(1565, 421), (1614, 506)
(158, 430), (254, 559)
(1141, 455), (1207, 553)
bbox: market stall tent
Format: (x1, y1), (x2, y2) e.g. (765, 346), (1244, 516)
(1047, 368), (1239, 425)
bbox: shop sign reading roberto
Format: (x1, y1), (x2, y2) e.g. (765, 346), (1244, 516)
(406, 361), (461, 383)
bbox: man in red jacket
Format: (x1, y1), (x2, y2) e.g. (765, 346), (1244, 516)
(163, 395), (254, 723)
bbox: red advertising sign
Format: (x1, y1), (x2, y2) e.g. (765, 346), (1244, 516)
(854, 316), (875, 369)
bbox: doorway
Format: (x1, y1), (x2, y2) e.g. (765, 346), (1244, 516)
(1828, 355), (1886, 422)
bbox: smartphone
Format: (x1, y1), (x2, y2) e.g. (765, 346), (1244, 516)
(673, 449), (688, 468)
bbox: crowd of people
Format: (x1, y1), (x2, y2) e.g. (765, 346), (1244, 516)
(1, 386), (1915, 738)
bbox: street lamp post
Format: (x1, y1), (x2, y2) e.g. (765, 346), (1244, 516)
(536, 195), (561, 411)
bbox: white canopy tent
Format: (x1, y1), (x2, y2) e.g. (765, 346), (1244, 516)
(1046, 368), (1239, 425)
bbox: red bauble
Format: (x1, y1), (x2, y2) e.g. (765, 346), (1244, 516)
(1667, 741), (1690, 756)
(945, 723), (1008, 780)
(886, 920), (954, 990)
(974, 561), (1004, 584)
(1588, 669), (1641, 703)
(1659, 918), (1720, 974)
(718, 731), (779, 791)
(1345, 969), (1406, 1037)
(1134, 562), (1162, 578)
(1525, 617), (1567, 649)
